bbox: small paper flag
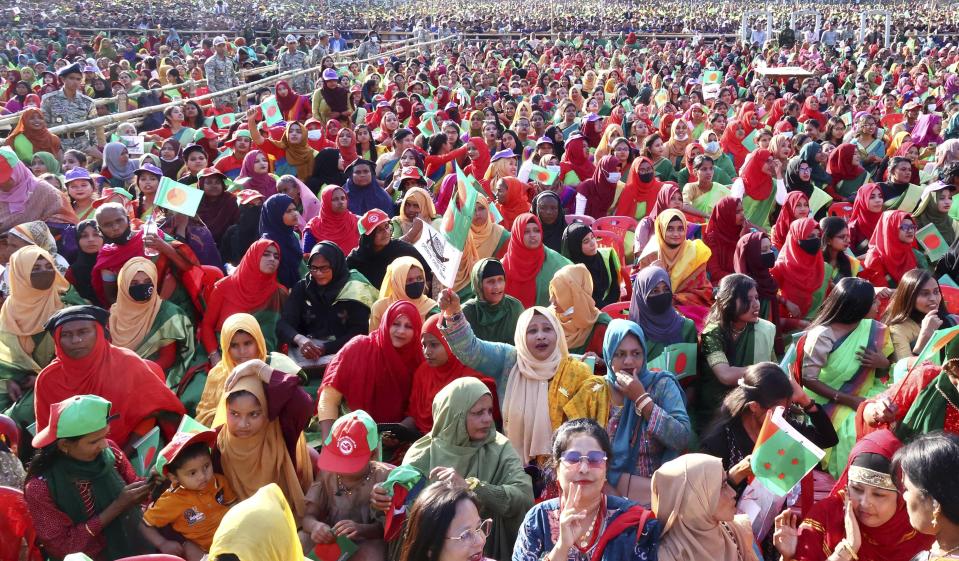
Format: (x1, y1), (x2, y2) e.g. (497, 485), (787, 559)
(646, 342), (697, 380)
(417, 117), (439, 137)
(939, 274), (959, 289)
(488, 202), (504, 224)
(528, 164), (559, 185)
(742, 129), (759, 151)
(156, 177), (204, 217)
(840, 112), (853, 125)
(132, 426), (161, 477)
(177, 414), (208, 434)
(260, 97), (283, 126)
(215, 112), (238, 128)
(703, 69), (722, 85)
(808, 186), (833, 216)
(654, 88), (669, 107)
(912, 324), (959, 367)
(917, 223), (949, 262)
(314, 535), (359, 561)
(751, 406), (825, 496)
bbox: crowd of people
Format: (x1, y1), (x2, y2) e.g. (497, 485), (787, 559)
(2, 5), (959, 561)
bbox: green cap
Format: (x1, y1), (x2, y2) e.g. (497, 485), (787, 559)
(32, 395), (113, 448)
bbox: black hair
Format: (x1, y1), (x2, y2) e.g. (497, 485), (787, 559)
(63, 149), (88, 167)
(167, 441), (213, 477)
(705, 273), (757, 330)
(810, 277), (875, 328)
(893, 431), (959, 524)
(550, 418), (612, 465)
(805, 118), (821, 130)
(213, 555), (241, 561)
(939, 161), (959, 184)
(398, 482), (480, 561)
(692, 154), (714, 169)
(26, 438), (82, 480)
(706, 362), (794, 438)
(427, 133), (448, 155)
(820, 216), (852, 278)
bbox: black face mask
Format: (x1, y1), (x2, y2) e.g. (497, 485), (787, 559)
(638, 171), (655, 183)
(102, 226), (132, 245)
(30, 270), (56, 290)
(646, 291), (673, 315)
(129, 283), (154, 302)
(405, 281), (426, 299)
(760, 251), (776, 269)
(798, 237), (821, 255)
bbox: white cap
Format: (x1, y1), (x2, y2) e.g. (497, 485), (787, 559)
(213, 36), (226, 46)
(286, 34), (298, 43)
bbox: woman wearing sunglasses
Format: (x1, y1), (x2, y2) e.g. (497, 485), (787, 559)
(512, 418), (661, 561)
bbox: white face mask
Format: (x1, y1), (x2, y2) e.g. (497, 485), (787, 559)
(705, 141), (720, 153)
(307, 130), (324, 140)
(674, 133), (689, 141)
(607, 172), (622, 182)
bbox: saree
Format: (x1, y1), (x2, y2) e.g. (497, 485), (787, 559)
(799, 320), (891, 477)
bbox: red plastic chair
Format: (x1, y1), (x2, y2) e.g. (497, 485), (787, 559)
(565, 214), (596, 226)
(0, 486), (42, 561)
(827, 202), (854, 220)
(601, 301), (631, 319)
(593, 215), (638, 238)
(593, 229), (630, 301)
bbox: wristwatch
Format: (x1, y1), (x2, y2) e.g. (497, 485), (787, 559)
(465, 477), (481, 491)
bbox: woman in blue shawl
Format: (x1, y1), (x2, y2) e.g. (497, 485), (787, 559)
(603, 319), (691, 506)
(344, 159), (394, 216)
(259, 193), (305, 289)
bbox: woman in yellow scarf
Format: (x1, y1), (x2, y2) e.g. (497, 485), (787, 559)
(548, 264), (612, 356)
(452, 194), (510, 299)
(368, 256), (439, 331)
(209, 483), (304, 561)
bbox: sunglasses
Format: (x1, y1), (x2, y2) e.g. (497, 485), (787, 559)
(560, 450), (607, 468)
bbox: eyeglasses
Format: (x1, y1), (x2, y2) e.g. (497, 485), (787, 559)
(900, 224), (917, 233)
(560, 450), (607, 468)
(447, 519), (493, 544)
(308, 265), (332, 273)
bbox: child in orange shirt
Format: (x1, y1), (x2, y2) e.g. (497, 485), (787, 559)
(142, 430), (236, 561)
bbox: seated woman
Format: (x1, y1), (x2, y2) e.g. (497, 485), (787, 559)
(275, 174), (321, 235)
(637, 209), (713, 327)
(633, 183), (694, 260)
(304, 185), (361, 256)
(771, 191), (811, 249)
(703, 197), (747, 285)
(259, 193), (306, 289)
(109, 257), (199, 390)
(771, 217), (829, 331)
(34, 306), (185, 449)
(846, 183), (885, 255)
(318, 301), (424, 438)
(616, 156), (662, 220)
(561, 223), (621, 309)
(676, 143), (733, 187)
(461, 258), (525, 345)
(512, 418), (661, 561)
(731, 148), (787, 229)
(300, 411), (390, 557)
(531, 191), (567, 253)
(793, 277), (893, 478)
(576, 155), (622, 220)
(0, 246), (79, 414)
(209, 483), (304, 561)
(452, 195), (510, 300)
(651, 453), (758, 561)
(196, 167), (240, 247)
(369, 255), (439, 331)
(820, 216), (862, 283)
(396, 481), (494, 561)
(494, 176), (532, 229)
(437, 289), (608, 465)
(695, 274), (777, 433)
(346, 209), (429, 289)
(277, 242), (377, 365)
(549, 264), (612, 356)
(883, 268), (957, 364)
(212, 359), (314, 519)
(733, 232), (780, 327)
(603, 319), (691, 505)
(894, 432), (959, 560)
(66, 219), (104, 306)
(391, 187), (439, 239)
(682, 155), (732, 220)
(914, 182), (958, 247)
(398, 378), (533, 560)
(774, 430), (934, 561)
(24, 395), (152, 560)
(195, 313), (302, 427)
(879, 156), (922, 212)
(826, 143), (868, 200)
(628, 266), (697, 365)
(501, 213), (572, 308)
(860, 210), (924, 289)
(235, 149), (277, 197)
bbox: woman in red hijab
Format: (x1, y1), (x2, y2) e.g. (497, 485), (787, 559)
(781, 430), (934, 561)
(304, 185), (360, 255)
(501, 213), (571, 308)
(860, 210), (920, 288)
(703, 196), (746, 284)
(771, 217), (827, 329)
(720, 119), (750, 171)
(199, 239), (288, 356)
(494, 177), (532, 229)
(734, 148), (783, 228)
(559, 134), (595, 184)
(4, 107), (62, 160)
(826, 143), (868, 200)
(798, 96), (827, 124)
(576, 154), (621, 219)
(274, 80), (311, 122)
(771, 191), (811, 249)
(405, 314), (499, 433)
(848, 183), (885, 254)
(318, 300), (424, 432)
(615, 156), (662, 219)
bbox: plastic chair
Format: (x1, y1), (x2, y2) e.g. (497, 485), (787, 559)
(0, 486), (42, 561)
(564, 214), (596, 226)
(593, 215), (638, 238)
(601, 301), (631, 319)
(593, 229), (630, 302)
(827, 202), (854, 220)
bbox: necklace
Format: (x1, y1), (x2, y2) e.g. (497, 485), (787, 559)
(335, 468), (372, 497)
(730, 324), (746, 338)
(936, 382), (959, 413)
(933, 541), (959, 558)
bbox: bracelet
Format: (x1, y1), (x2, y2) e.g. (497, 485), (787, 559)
(84, 522), (96, 536)
(634, 395), (653, 414)
(837, 540), (859, 561)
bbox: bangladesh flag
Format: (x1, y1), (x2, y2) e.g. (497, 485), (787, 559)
(418, 117), (439, 137)
(751, 406), (825, 496)
(132, 426), (161, 477)
(156, 177), (204, 217)
(215, 112), (238, 128)
(260, 96), (283, 126)
(177, 414), (208, 434)
(913, 324), (959, 367)
(646, 342), (697, 380)
(703, 69), (722, 85)
(917, 223), (949, 262)
(742, 129), (759, 151)
(443, 164), (480, 250)
(808, 186), (833, 216)
(528, 163), (559, 185)
(314, 535), (359, 561)
(382, 465), (426, 541)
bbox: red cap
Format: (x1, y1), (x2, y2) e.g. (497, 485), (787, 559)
(317, 410), (377, 474)
(358, 208), (390, 235)
(0, 147), (19, 184)
(155, 429), (217, 475)
(236, 189), (266, 205)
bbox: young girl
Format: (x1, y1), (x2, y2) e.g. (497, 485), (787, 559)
(65, 167), (98, 221)
(134, 163), (164, 221)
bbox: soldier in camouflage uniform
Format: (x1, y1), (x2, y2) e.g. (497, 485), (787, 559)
(40, 63), (95, 154)
(277, 35), (311, 94)
(308, 31), (331, 88)
(204, 36), (240, 111)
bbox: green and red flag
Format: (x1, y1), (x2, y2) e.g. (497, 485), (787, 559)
(917, 223), (949, 262)
(417, 117), (440, 137)
(132, 426), (161, 477)
(646, 342), (697, 380)
(703, 69), (722, 85)
(751, 406), (825, 496)
(382, 464), (427, 541)
(742, 129), (759, 151)
(914, 324), (959, 367)
(177, 414), (208, 434)
(215, 112), (238, 128)
(156, 177), (204, 217)
(260, 96), (283, 126)
(528, 164), (559, 185)
(314, 535), (359, 561)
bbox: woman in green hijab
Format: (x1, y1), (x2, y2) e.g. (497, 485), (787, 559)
(913, 182), (958, 246)
(461, 258), (525, 345)
(403, 377), (533, 561)
(31, 152), (62, 177)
